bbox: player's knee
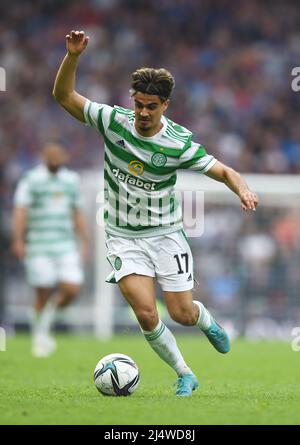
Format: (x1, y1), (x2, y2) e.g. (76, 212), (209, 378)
(135, 308), (158, 331)
(169, 308), (196, 326)
(66, 285), (80, 299)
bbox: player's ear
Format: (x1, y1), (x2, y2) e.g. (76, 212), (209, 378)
(162, 99), (169, 112)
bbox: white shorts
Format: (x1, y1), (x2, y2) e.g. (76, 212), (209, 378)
(25, 251), (84, 288)
(105, 230), (194, 292)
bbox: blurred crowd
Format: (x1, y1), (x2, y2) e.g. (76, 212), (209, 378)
(1, 0), (300, 330)
(191, 205), (300, 328)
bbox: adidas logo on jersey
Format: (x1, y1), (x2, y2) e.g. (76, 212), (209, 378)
(116, 139), (125, 147)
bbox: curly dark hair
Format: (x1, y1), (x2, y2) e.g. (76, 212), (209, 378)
(131, 67), (175, 102)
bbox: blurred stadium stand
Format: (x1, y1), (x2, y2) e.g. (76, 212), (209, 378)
(1, 0), (300, 338)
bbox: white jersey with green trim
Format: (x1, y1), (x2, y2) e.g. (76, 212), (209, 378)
(84, 100), (217, 238)
(14, 164), (82, 256)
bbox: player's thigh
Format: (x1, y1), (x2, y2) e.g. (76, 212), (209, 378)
(118, 274), (157, 311)
(106, 236), (158, 329)
(163, 289), (196, 324)
(58, 281), (81, 298)
(154, 231), (194, 292)
(118, 274), (159, 329)
(56, 251), (84, 286)
(24, 255), (56, 288)
(35, 287), (53, 310)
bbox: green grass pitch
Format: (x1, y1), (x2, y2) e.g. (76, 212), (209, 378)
(0, 334), (300, 425)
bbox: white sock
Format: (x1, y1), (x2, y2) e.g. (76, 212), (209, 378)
(193, 300), (212, 330)
(31, 300), (57, 339)
(141, 320), (192, 376)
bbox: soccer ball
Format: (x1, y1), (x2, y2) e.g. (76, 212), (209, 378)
(94, 353), (140, 396)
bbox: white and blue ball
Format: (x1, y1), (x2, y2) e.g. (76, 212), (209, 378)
(94, 353), (140, 396)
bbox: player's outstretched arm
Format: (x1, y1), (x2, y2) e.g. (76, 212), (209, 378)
(53, 30), (89, 122)
(205, 161), (259, 211)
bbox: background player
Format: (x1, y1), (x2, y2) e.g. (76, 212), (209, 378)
(12, 142), (89, 357)
(52, 31), (258, 395)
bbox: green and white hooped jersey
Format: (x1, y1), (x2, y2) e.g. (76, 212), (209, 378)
(84, 100), (217, 238)
(14, 165), (82, 256)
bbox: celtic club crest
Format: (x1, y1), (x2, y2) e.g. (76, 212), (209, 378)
(151, 152), (167, 167)
(114, 257), (122, 271)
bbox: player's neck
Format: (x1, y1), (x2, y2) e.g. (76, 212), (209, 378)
(135, 122), (163, 138)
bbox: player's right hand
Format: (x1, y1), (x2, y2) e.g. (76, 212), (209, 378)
(66, 30), (89, 56)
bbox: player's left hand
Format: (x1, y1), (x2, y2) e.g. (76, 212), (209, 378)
(239, 190), (259, 211)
